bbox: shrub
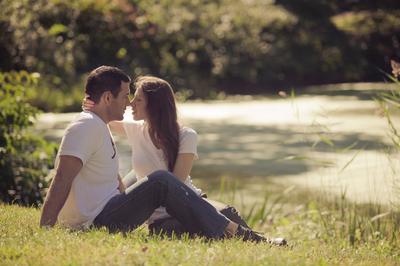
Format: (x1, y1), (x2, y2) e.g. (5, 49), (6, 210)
(1, 0), (399, 103)
(0, 71), (57, 206)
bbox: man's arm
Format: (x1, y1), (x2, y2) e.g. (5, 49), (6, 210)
(39, 155), (83, 227)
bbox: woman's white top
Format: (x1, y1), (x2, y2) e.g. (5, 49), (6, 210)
(123, 120), (202, 223)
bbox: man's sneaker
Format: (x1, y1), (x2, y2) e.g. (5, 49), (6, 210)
(235, 225), (287, 246)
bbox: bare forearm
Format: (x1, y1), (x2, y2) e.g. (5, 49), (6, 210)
(40, 176), (72, 227)
(109, 121), (126, 136)
(172, 171), (187, 183)
(118, 174), (125, 193)
(173, 154), (195, 183)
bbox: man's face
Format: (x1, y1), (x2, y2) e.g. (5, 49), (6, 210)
(109, 81), (130, 121)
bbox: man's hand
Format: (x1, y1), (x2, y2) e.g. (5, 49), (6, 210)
(39, 155), (83, 227)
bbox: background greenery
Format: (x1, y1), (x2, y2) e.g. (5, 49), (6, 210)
(0, 72), (56, 206)
(1, 0), (399, 109)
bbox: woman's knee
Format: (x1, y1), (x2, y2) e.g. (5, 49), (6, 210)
(147, 170), (174, 182)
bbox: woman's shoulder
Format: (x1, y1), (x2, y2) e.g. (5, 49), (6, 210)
(179, 126), (197, 137)
(179, 126), (198, 146)
(178, 126), (198, 153)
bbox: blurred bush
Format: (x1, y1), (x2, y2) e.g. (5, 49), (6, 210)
(0, 0), (399, 106)
(26, 80), (85, 112)
(0, 71), (57, 206)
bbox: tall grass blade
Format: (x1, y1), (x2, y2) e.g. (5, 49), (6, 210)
(338, 149), (362, 174)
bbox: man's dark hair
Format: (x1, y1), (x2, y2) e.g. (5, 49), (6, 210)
(85, 66), (131, 103)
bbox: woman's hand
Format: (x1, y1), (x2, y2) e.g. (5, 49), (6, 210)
(118, 174), (126, 193)
(82, 95), (95, 111)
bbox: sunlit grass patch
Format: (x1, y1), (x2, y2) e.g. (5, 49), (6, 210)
(1, 187), (399, 266)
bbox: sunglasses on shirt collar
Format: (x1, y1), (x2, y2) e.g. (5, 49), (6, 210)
(110, 137), (116, 159)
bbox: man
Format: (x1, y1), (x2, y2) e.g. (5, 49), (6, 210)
(40, 66), (286, 244)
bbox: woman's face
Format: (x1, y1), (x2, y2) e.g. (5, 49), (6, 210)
(130, 87), (148, 121)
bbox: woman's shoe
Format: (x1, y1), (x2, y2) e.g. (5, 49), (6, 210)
(235, 225), (287, 246)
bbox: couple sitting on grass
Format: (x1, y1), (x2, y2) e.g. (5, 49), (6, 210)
(39, 65), (286, 246)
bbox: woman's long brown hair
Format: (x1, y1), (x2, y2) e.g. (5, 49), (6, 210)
(135, 76), (180, 171)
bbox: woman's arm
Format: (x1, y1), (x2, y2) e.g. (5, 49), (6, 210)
(109, 121), (126, 137)
(173, 153), (195, 182)
(118, 173), (125, 193)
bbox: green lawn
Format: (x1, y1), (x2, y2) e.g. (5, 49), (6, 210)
(1, 190), (399, 266)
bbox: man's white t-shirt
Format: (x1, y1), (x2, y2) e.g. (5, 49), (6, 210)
(123, 120), (202, 223)
(57, 111), (120, 229)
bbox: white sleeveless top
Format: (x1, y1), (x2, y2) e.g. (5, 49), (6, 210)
(123, 120), (202, 223)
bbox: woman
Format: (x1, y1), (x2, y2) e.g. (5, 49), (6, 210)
(84, 76), (286, 245)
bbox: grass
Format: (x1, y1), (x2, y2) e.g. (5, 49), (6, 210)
(1, 185), (399, 266)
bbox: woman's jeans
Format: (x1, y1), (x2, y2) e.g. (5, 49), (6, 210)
(149, 198), (250, 237)
(93, 170), (230, 239)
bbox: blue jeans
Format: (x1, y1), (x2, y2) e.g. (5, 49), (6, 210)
(93, 170), (230, 239)
(149, 198), (250, 237)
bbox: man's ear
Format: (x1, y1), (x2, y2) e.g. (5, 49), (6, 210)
(101, 91), (113, 105)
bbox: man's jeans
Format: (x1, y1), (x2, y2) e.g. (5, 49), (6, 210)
(93, 170), (230, 239)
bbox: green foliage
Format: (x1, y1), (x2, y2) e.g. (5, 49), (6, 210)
(26, 81), (85, 112)
(216, 183), (399, 247)
(1, 0), (399, 106)
(0, 71), (57, 206)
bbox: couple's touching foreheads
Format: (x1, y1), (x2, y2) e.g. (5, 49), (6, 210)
(39, 65), (286, 246)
